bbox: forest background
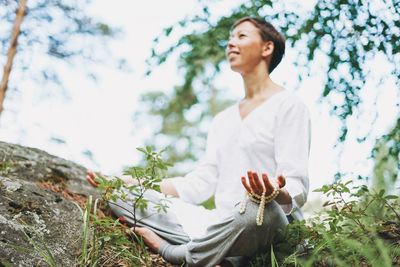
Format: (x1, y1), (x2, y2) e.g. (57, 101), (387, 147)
(0, 0), (399, 214)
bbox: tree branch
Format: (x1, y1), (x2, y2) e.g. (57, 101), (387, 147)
(0, 0), (28, 116)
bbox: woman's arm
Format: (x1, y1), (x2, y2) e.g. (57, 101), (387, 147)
(274, 97), (311, 214)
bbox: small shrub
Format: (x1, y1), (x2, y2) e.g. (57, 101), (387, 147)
(82, 146), (173, 266)
(250, 180), (400, 267)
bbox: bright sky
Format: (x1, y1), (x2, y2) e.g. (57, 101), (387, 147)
(0, 0), (398, 211)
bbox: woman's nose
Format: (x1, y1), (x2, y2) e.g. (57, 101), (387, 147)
(226, 39), (236, 54)
(227, 38), (235, 48)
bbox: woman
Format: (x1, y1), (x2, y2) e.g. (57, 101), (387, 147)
(87, 17), (310, 267)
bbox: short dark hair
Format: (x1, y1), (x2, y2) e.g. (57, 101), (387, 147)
(232, 17), (285, 73)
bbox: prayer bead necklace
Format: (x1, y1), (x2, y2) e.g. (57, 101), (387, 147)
(239, 183), (280, 226)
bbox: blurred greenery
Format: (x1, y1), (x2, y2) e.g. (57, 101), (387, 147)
(372, 118), (400, 193)
(139, 0), (399, 190)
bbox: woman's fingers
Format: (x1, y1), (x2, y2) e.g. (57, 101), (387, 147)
(86, 171), (109, 188)
(243, 171), (285, 196)
(247, 171), (266, 195)
(86, 171), (98, 188)
(247, 171), (261, 195)
(87, 171), (96, 179)
(262, 173), (274, 195)
(86, 171), (139, 188)
(277, 175), (286, 188)
(252, 172), (265, 192)
(241, 176), (252, 193)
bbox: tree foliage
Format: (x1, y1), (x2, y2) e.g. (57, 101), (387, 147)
(140, 0), (399, 177)
(292, 0), (399, 141)
(0, 0), (119, 97)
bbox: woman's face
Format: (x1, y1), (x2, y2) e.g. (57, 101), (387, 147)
(226, 21), (269, 74)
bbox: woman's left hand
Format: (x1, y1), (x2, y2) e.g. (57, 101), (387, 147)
(241, 171), (286, 196)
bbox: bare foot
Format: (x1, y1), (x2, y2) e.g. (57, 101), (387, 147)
(133, 226), (164, 252)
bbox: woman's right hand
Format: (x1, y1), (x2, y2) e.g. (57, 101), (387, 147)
(241, 171), (285, 196)
(86, 171), (138, 188)
(86, 171), (101, 187)
(241, 171), (292, 205)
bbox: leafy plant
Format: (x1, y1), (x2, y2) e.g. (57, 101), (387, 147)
(94, 146), (173, 230)
(78, 146), (174, 266)
(253, 179), (400, 267)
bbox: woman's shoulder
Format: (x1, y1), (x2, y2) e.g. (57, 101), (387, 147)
(274, 90), (310, 123)
(277, 89), (309, 110)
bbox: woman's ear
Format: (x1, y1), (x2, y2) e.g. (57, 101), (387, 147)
(262, 41), (274, 58)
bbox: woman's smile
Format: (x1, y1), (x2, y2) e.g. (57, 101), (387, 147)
(226, 50), (240, 60)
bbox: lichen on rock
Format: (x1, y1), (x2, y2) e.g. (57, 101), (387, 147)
(0, 141), (100, 266)
(0, 176), (22, 192)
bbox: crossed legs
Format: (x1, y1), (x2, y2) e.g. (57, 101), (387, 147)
(109, 188), (288, 267)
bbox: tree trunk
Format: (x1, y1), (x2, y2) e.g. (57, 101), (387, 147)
(0, 0), (28, 116)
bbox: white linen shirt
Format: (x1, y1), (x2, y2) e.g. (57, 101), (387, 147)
(171, 90), (311, 222)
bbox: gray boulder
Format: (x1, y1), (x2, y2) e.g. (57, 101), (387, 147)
(0, 141), (101, 266)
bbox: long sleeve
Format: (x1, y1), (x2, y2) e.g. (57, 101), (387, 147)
(274, 96), (311, 216)
(171, 119), (219, 204)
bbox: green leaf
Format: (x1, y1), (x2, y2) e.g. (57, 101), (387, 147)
(136, 147), (146, 154)
(378, 189), (385, 197)
(159, 165), (168, 170)
(153, 184), (161, 192)
(165, 26), (173, 36)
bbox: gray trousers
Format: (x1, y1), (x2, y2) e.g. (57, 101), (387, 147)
(109, 189), (288, 267)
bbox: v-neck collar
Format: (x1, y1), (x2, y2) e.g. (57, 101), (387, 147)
(237, 90), (287, 122)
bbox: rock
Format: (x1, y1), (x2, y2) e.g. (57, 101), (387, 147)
(0, 141), (100, 197)
(0, 141), (101, 266)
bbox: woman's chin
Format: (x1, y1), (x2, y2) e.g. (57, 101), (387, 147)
(228, 64), (244, 73)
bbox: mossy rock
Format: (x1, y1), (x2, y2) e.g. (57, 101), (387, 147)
(0, 141), (102, 265)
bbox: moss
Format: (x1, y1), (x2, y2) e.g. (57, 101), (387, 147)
(0, 159), (16, 176)
(8, 201), (42, 215)
(41, 169), (68, 187)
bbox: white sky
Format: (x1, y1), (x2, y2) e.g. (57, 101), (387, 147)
(0, 0), (398, 209)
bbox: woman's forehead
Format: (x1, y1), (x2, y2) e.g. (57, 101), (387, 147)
(231, 21), (258, 35)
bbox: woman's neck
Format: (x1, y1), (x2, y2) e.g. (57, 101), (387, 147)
(241, 65), (280, 99)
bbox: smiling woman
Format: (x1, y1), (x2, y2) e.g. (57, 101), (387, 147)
(88, 16), (311, 267)
(226, 17), (285, 75)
